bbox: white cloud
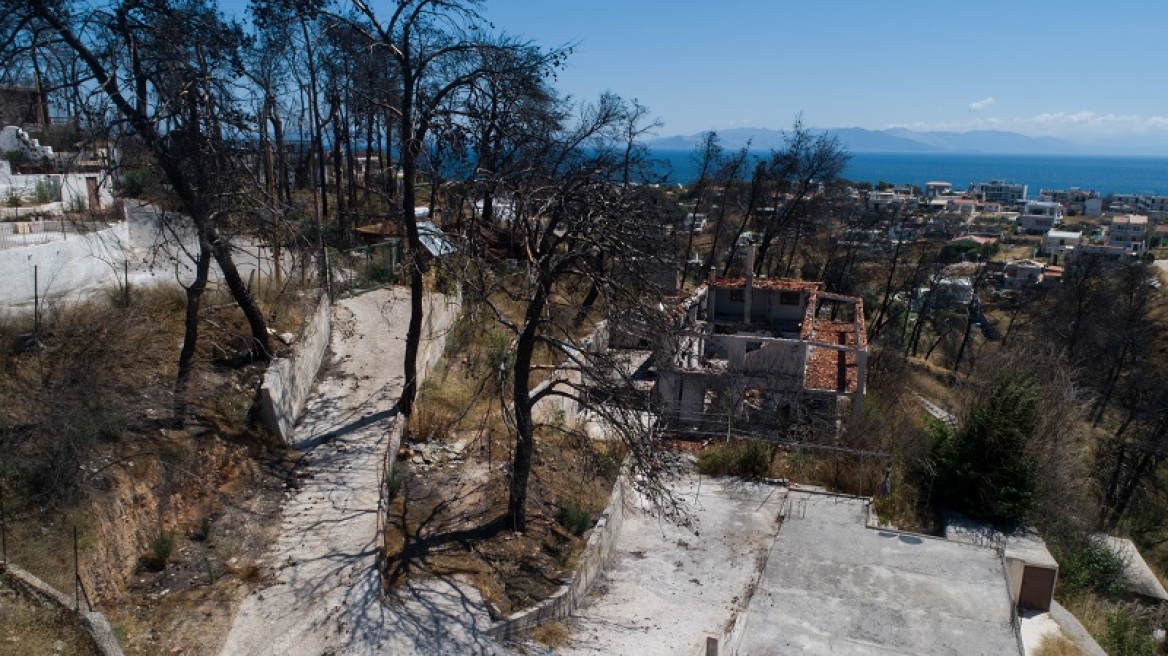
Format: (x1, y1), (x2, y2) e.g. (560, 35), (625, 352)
(968, 96), (996, 112)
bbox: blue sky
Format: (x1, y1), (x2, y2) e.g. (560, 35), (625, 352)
(479, 0), (1168, 148)
(219, 0), (1168, 149)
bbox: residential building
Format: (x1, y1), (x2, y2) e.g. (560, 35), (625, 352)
(1001, 259), (1046, 289)
(1042, 229), (1082, 265)
(1108, 214), (1148, 253)
(924, 181), (952, 199)
(969, 180), (1028, 205)
(1111, 194), (1168, 220)
(1017, 200), (1063, 234)
(866, 190), (912, 213)
(1069, 244), (1134, 266)
(1039, 187), (1101, 216)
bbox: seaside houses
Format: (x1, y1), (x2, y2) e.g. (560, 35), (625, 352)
(1112, 194), (1168, 221)
(1039, 187), (1102, 217)
(924, 181), (952, 200)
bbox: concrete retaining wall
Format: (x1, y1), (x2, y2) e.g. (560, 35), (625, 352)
(259, 293), (332, 443)
(417, 290), (462, 388)
(2, 564), (124, 656)
(485, 471), (628, 641)
(376, 289), (463, 554)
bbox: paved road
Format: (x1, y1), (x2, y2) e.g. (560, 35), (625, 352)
(218, 288), (504, 656)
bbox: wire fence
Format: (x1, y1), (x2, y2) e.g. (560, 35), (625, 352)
(327, 239), (402, 299)
(0, 481), (95, 613)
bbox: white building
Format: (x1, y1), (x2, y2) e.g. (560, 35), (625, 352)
(1108, 214), (1148, 253)
(1042, 229), (1082, 265)
(1017, 200), (1063, 234)
(969, 180), (1028, 205)
(924, 181), (952, 200)
(1038, 187), (1101, 216)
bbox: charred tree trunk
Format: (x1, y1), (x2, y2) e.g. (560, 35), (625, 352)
(173, 236), (212, 426)
(508, 287), (547, 532)
(209, 226), (272, 361)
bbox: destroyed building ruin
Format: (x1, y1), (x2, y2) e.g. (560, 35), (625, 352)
(656, 248), (868, 432)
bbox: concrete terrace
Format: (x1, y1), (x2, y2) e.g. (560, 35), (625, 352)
(729, 491), (1020, 655)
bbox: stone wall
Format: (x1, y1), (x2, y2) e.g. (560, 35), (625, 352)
(485, 471), (628, 641)
(258, 293), (332, 444)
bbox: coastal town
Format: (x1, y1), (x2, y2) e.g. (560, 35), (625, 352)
(4, 1), (1168, 655)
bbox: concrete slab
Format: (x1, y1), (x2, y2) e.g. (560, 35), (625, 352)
(730, 492), (1020, 655)
(1098, 535), (1168, 602)
(560, 475), (785, 656)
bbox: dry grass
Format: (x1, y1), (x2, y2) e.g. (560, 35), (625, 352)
(1033, 633), (1089, 656)
(995, 243), (1037, 262)
(529, 620), (571, 648)
(906, 359), (960, 411)
(0, 277), (310, 653)
(0, 577), (99, 656)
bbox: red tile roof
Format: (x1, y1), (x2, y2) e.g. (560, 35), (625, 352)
(713, 277), (823, 292)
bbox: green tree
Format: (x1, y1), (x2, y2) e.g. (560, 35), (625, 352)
(934, 373), (1042, 526)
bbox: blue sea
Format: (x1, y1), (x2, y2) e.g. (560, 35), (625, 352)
(647, 150), (1168, 196)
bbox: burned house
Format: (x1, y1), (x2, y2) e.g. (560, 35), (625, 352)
(656, 249), (868, 432)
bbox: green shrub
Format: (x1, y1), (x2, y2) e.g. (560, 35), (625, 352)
(558, 502), (592, 536)
(736, 440), (773, 478)
(190, 515), (212, 542)
(933, 373), (1041, 527)
(1101, 605), (1158, 656)
(1056, 539), (1129, 599)
(697, 440), (774, 479)
(142, 530), (174, 572)
(385, 464), (404, 501)
(119, 168), (157, 199)
(697, 446), (731, 477)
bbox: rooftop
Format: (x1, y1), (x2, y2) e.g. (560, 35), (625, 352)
(731, 492), (1019, 655)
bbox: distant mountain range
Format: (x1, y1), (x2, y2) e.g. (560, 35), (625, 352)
(645, 127), (1099, 155)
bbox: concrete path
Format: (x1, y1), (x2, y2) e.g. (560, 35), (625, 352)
(561, 475), (785, 656)
(219, 287), (503, 656)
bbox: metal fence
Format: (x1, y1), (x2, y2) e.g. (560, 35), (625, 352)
(0, 216), (119, 251)
(327, 239), (402, 298)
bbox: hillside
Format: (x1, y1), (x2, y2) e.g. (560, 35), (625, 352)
(646, 126), (1093, 155)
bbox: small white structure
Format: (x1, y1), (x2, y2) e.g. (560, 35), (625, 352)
(0, 125), (55, 162)
(1042, 229), (1082, 264)
(0, 160), (113, 214)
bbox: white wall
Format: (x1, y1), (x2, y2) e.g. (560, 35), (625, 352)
(0, 221), (128, 308)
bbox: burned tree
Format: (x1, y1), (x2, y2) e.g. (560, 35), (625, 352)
(12, 0), (273, 423)
(472, 94), (678, 532)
